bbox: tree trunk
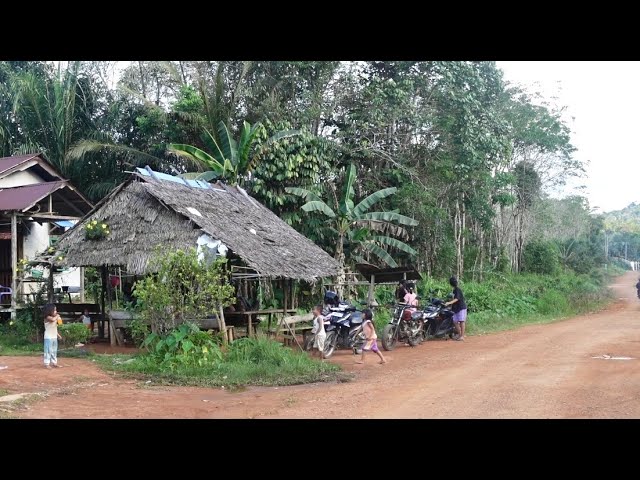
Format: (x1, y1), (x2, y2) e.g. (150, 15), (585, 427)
(514, 206), (525, 273)
(138, 61), (147, 99)
(179, 61), (188, 84)
(334, 233), (346, 299)
(461, 199), (466, 279)
(218, 304), (228, 345)
(454, 195), (464, 279)
(479, 228), (484, 282)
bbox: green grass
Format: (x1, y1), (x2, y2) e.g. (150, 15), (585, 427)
(94, 336), (350, 388)
(0, 337), (42, 356)
(372, 267), (620, 338)
(0, 338), (95, 358)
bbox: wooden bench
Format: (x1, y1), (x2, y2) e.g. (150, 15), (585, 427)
(54, 302), (105, 340)
(55, 303), (102, 327)
(275, 313), (314, 347)
(107, 310), (236, 346)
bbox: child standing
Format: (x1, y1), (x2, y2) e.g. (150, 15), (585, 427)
(43, 303), (63, 369)
(357, 309), (386, 365)
(77, 308), (93, 334)
(311, 304), (326, 360)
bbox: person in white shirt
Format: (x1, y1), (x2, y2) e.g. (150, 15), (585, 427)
(43, 303), (63, 369)
(77, 308), (93, 334)
(311, 304), (327, 360)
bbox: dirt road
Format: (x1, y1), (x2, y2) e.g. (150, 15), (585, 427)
(2, 271), (639, 419)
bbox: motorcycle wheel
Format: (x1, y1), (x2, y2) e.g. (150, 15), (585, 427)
(382, 324), (397, 351)
(303, 332), (314, 352)
(422, 322), (436, 342)
(323, 331), (337, 358)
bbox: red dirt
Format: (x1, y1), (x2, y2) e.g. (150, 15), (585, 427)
(2, 271), (640, 419)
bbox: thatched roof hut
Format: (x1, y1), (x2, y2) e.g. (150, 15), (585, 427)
(56, 167), (340, 282)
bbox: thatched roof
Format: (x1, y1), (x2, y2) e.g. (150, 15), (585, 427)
(56, 169), (340, 281)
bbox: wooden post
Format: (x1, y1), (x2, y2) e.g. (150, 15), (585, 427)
(10, 214), (17, 320)
(100, 266), (107, 339)
(110, 313), (117, 347)
(80, 266), (85, 302)
(291, 281), (296, 310)
(368, 274), (375, 308)
(283, 279), (289, 315)
(47, 263), (54, 303)
(283, 279), (289, 340)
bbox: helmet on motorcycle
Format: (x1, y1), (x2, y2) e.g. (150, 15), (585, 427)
(323, 291), (340, 307)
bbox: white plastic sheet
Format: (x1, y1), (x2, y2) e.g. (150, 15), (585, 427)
(196, 233), (228, 264)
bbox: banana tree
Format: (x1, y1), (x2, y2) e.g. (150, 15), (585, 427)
(286, 163), (418, 275)
(169, 120), (299, 185)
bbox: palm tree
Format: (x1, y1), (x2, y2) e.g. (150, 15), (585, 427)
(168, 120), (299, 185)
(286, 163), (418, 273)
(10, 62), (89, 176)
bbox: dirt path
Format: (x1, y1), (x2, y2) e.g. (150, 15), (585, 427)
(2, 272), (639, 419)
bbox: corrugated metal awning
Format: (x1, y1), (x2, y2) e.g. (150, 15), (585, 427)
(0, 181), (66, 211)
(0, 153), (40, 177)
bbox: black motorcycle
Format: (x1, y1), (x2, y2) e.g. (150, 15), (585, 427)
(304, 302), (366, 358)
(381, 303), (423, 351)
(325, 303), (366, 358)
(421, 297), (457, 340)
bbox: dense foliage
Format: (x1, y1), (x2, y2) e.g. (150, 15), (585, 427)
(1, 60), (632, 282)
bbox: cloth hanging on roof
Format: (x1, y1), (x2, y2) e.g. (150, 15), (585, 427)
(196, 234), (228, 264)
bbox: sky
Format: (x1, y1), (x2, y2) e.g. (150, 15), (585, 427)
(497, 61), (640, 214)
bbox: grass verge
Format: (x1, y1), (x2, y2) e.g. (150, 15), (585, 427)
(94, 336), (349, 388)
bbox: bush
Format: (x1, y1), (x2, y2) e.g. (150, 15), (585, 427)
(142, 323), (223, 368)
(133, 248), (235, 336)
(523, 240), (560, 275)
(59, 323), (91, 347)
(227, 336), (302, 366)
(0, 309), (41, 347)
(535, 290), (570, 316)
(128, 317), (151, 347)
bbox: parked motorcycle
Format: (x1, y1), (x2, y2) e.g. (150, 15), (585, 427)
(381, 303), (423, 351)
(303, 291), (366, 358)
(421, 297), (457, 340)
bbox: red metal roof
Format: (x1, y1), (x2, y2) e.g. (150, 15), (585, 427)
(0, 181), (66, 211)
(0, 154), (40, 176)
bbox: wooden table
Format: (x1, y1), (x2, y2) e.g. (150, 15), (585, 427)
(224, 309), (297, 337)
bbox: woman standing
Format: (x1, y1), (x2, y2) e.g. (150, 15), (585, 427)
(445, 276), (467, 341)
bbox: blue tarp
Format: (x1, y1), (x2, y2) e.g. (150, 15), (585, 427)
(54, 220), (76, 228)
(135, 167), (215, 190)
